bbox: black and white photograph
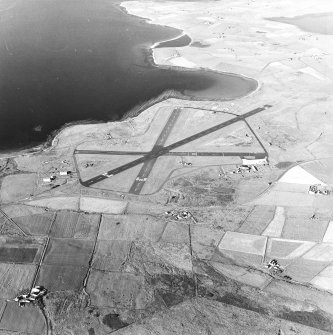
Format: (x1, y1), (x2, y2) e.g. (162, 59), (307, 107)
(0, 0), (332, 334)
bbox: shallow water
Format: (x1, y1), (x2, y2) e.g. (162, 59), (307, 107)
(268, 12), (333, 35)
(155, 34), (192, 48)
(0, 0), (256, 152)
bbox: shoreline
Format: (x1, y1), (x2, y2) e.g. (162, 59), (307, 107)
(151, 32), (189, 49)
(0, 0), (259, 160)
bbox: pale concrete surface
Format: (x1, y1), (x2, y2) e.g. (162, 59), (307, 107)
(279, 166), (326, 185)
(26, 196), (80, 211)
(323, 222), (333, 243)
(252, 190), (315, 207)
(262, 206), (285, 237)
(219, 231), (267, 256)
(273, 182), (310, 193)
(302, 159), (333, 186)
(79, 197), (128, 214)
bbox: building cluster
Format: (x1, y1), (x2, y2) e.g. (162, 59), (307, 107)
(84, 161), (94, 168)
(231, 164), (258, 174)
(13, 286), (47, 307)
(266, 259), (284, 273)
(265, 259), (292, 281)
(179, 160), (192, 167)
(230, 157), (268, 174)
(165, 210), (192, 221)
(308, 184), (331, 196)
(43, 170), (71, 183)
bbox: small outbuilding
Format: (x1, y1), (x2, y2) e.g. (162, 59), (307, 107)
(59, 171), (71, 176)
(43, 175), (56, 183)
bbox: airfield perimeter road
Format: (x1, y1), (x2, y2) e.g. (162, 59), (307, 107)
(76, 105), (271, 192)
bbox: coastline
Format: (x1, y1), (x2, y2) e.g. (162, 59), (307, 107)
(151, 32), (188, 49)
(0, 0), (259, 160)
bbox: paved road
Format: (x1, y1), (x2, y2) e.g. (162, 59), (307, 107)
(74, 150), (149, 155)
(79, 105), (271, 189)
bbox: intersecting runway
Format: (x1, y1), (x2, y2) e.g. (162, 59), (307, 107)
(74, 105), (271, 193)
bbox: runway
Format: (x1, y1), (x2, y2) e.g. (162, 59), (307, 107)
(77, 105), (271, 191)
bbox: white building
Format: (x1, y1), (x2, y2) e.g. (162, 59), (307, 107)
(59, 171), (71, 176)
(242, 157), (267, 166)
(42, 175), (56, 183)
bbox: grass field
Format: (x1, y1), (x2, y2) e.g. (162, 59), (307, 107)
(142, 156), (242, 195)
(50, 210), (100, 240)
(284, 259), (328, 283)
(0, 247), (38, 263)
(211, 262), (270, 288)
(0, 237), (44, 264)
(238, 205), (275, 235)
(281, 207), (330, 242)
(87, 270), (150, 309)
(0, 174), (36, 203)
(43, 238), (94, 266)
(161, 221), (189, 244)
(192, 243), (216, 260)
(0, 213), (6, 226)
(74, 213), (100, 240)
(302, 159), (333, 186)
(0, 301), (46, 334)
(187, 205), (253, 232)
(50, 211), (80, 238)
(92, 240), (131, 271)
(282, 217), (329, 242)
(190, 224), (225, 247)
(129, 241), (192, 273)
(265, 238), (315, 265)
(2, 204), (47, 218)
(0, 263), (36, 299)
(13, 213), (54, 236)
(36, 264), (87, 291)
(98, 214), (166, 242)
